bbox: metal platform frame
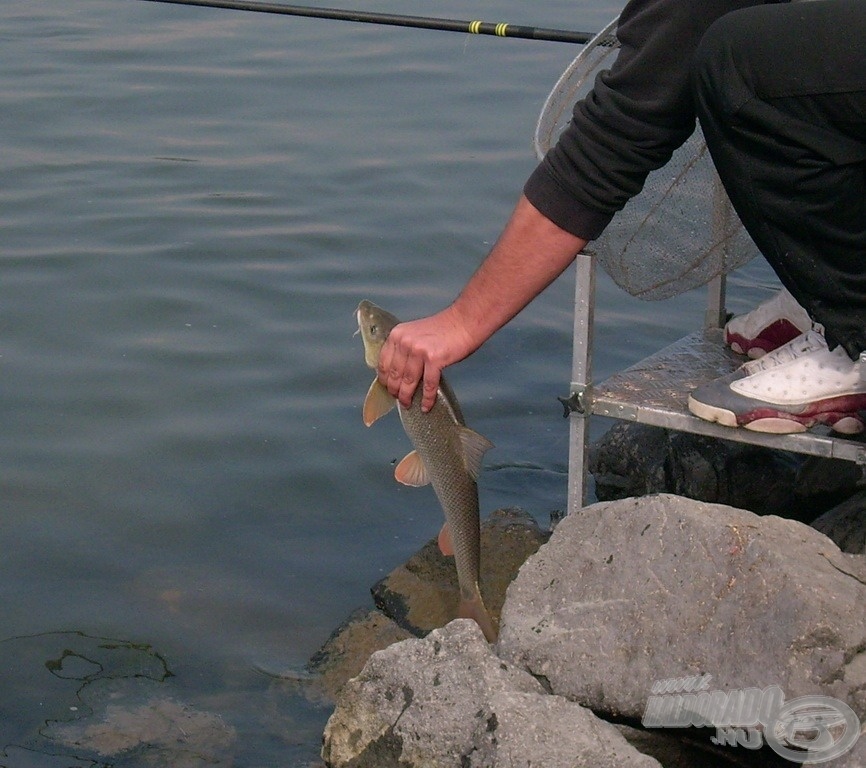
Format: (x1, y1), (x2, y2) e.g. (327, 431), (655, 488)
(564, 253), (866, 513)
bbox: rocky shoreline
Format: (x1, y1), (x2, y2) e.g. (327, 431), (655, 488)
(311, 423), (866, 767)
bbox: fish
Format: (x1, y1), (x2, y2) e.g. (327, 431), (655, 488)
(356, 300), (498, 642)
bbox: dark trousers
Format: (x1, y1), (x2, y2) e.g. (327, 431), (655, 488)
(693, 0), (866, 358)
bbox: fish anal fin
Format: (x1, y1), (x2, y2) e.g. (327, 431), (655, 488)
(394, 450), (430, 487)
(458, 427), (495, 480)
(363, 379), (396, 427)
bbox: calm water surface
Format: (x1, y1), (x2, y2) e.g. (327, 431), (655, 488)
(0, 1), (778, 764)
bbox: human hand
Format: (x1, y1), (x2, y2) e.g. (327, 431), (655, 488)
(377, 307), (477, 412)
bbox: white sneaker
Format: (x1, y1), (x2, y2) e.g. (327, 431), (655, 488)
(724, 288), (814, 358)
(689, 330), (866, 434)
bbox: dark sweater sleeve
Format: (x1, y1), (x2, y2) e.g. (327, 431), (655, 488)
(524, 0), (764, 241)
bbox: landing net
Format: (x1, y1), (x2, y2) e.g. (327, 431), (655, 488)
(534, 16), (759, 300)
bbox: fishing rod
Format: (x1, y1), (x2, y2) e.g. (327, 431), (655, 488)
(137, 0), (595, 45)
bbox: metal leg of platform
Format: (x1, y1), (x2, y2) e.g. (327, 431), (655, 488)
(565, 252), (596, 513)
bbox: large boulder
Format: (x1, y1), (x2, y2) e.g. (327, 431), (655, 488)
(499, 494), (866, 724)
(321, 619), (661, 768)
(321, 494), (866, 766)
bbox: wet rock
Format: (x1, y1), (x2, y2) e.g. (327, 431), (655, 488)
(371, 506), (549, 636)
(306, 608), (413, 702)
(321, 620), (661, 768)
(498, 494), (866, 724)
(589, 422), (670, 499)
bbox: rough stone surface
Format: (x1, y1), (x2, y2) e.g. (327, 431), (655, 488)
(484, 689), (661, 768)
(804, 726), (866, 767)
(320, 494), (866, 767)
(498, 494), (866, 722)
(371, 507), (549, 637)
(795, 456), (863, 507)
(321, 620), (662, 768)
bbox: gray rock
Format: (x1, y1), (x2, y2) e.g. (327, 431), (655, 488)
(498, 494), (866, 723)
(307, 508), (547, 710)
(804, 725), (866, 767)
(485, 689), (661, 768)
(321, 620), (661, 768)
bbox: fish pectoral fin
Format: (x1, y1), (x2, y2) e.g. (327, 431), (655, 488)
(458, 427), (495, 480)
(363, 379), (396, 427)
(394, 450), (430, 487)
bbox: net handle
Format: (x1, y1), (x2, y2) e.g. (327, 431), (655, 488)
(533, 16), (619, 160)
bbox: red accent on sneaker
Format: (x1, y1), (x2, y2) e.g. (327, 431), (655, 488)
(725, 319), (805, 357)
(735, 393), (866, 432)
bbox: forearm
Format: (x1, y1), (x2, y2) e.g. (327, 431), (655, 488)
(379, 195), (586, 411)
(448, 194), (587, 350)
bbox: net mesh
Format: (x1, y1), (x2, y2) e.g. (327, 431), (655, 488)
(534, 16), (759, 300)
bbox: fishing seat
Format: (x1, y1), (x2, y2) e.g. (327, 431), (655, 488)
(535, 13), (866, 512)
(563, 257), (866, 511)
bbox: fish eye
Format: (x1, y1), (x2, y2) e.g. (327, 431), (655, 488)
(370, 324), (378, 334)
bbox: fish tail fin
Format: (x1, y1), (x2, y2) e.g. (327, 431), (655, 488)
(458, 593), (498, 643)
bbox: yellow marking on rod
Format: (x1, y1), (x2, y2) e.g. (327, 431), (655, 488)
(468, 20), (482, 34)
(495, 23), (509, 36)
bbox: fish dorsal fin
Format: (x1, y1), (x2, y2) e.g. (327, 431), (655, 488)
(394, 450), (430, 487)
(363, 379), (396, 427)
(459, 427), (494, 480)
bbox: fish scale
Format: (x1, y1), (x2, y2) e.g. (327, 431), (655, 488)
(399, 389), (481, 602)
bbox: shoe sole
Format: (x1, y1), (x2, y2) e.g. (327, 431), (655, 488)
(688, 394), (866, 435)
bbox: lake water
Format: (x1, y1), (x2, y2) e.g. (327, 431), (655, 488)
(0, 1), (779, 765)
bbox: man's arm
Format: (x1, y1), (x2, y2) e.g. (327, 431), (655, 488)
(378, 194), (587, 411)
